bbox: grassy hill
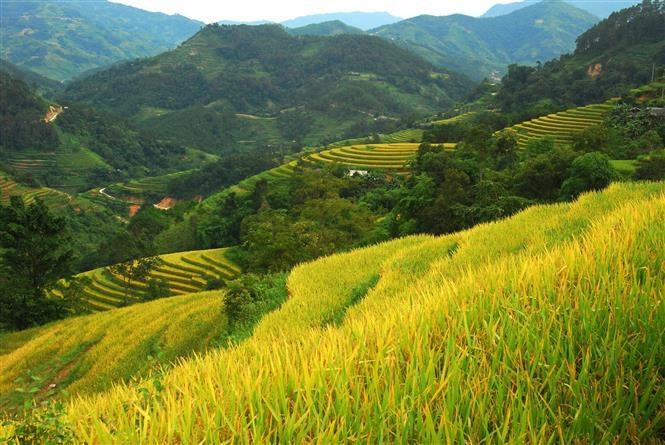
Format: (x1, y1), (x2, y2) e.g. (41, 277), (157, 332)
(76, 248), (240, 312)
(371, 0), (598, 80)
(0, 0), (202, 81)
(62, 24), (473, 154)
(1, 181), (662, 441)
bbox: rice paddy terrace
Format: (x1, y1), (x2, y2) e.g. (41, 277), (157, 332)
(1, 181), (662, 442)
(509, 103), (614, 148)
(0, 172), (70, 208)
(76, 248), (240, 311)
(304, 142), (456, 172)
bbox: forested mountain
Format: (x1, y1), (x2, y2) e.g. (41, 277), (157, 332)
(482, 0), (640, 19)
(287, 21), (365, 37)
(498, 0), (665, 113)
(371, 0), (597, 80)
(63, 24), (473, 154)
(0, 0), (202, 81)
(282, 12), (401, 30)
(0, 59), (62, 97)
(0, 72), (207, 191)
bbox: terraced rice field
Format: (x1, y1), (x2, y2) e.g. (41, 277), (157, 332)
(509, 103), (613, 148)
(228, 161), (298, 194)
(0, 174), (69, 207)
(77, 248), (240, 311)
(108, 170), (195, 197)
(305, 143), (456, 172)
(381, 128), (424, 143)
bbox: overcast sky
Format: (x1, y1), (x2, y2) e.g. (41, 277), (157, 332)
(109, 0), (515, 23)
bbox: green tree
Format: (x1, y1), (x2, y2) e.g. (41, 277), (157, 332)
(560, 152), (618, 200)
(104, 231), (162, 306)
(635, 150), (665, 180)
(0, 198), (73, 330)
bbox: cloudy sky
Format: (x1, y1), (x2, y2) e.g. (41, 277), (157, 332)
(109, 0), (517, 23)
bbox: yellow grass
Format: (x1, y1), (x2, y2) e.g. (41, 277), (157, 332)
(3, 182), (657, 442)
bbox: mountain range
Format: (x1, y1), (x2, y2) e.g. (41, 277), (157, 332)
(0, 0), (203, 81)
(372, 0), (598, 80)
(287, 21), (365, 37)
(282, 12), (402, 30)
(1, 0), (618, 84)
(482, 0), (641, 18)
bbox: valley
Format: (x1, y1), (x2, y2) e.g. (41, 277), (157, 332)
(0, 0), (663, 442)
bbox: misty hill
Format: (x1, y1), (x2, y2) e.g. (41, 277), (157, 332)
(287, 21), (365, 37)
(63, 24), (472, 154)
(372, 0), (598, 80)
(482, 0), (641, 19)
(0, 0), (203, 81)
(282, 12), (402, 30)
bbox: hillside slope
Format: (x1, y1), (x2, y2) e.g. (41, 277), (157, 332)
(62, 24), (473, 154)
(0, 291), (228, 410)
(0, 71), (208, 193)
(372, 0), (598, 80)
(2, 182), (662, 441)
(0, 0), (202, 81)
(497, 1), (665, 112)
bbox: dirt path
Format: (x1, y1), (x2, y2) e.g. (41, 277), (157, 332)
(98, 187), (118, 201)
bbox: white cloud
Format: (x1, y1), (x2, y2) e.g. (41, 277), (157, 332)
(109, 0), (511, 23)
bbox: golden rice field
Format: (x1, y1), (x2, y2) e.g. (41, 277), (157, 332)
(75, 248), (240, 311)
(2, 181), (661, 442)
(0, 291), (227, 410)
(508, 103), (614, 148)
(305, 142), (456, 172)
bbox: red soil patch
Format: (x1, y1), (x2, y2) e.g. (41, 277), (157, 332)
(129, 204), (141, 217)
(154, 197), (176, 210)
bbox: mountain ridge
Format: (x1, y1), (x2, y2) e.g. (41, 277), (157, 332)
(62, 24), (473, 153)
(0, 0), (203, 81)
(371, 0), (599, 80)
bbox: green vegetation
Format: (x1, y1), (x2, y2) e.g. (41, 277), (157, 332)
(0, 59), (62, 97)
(0, 71), (210, 194)
(63, 24), (473, 153)
(497, 1), (664, 114)
(0, 1), (202, 81)
(2, 182), (663, 441)
(0, 198), (74, 330)
(372, 0), (598, 80)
